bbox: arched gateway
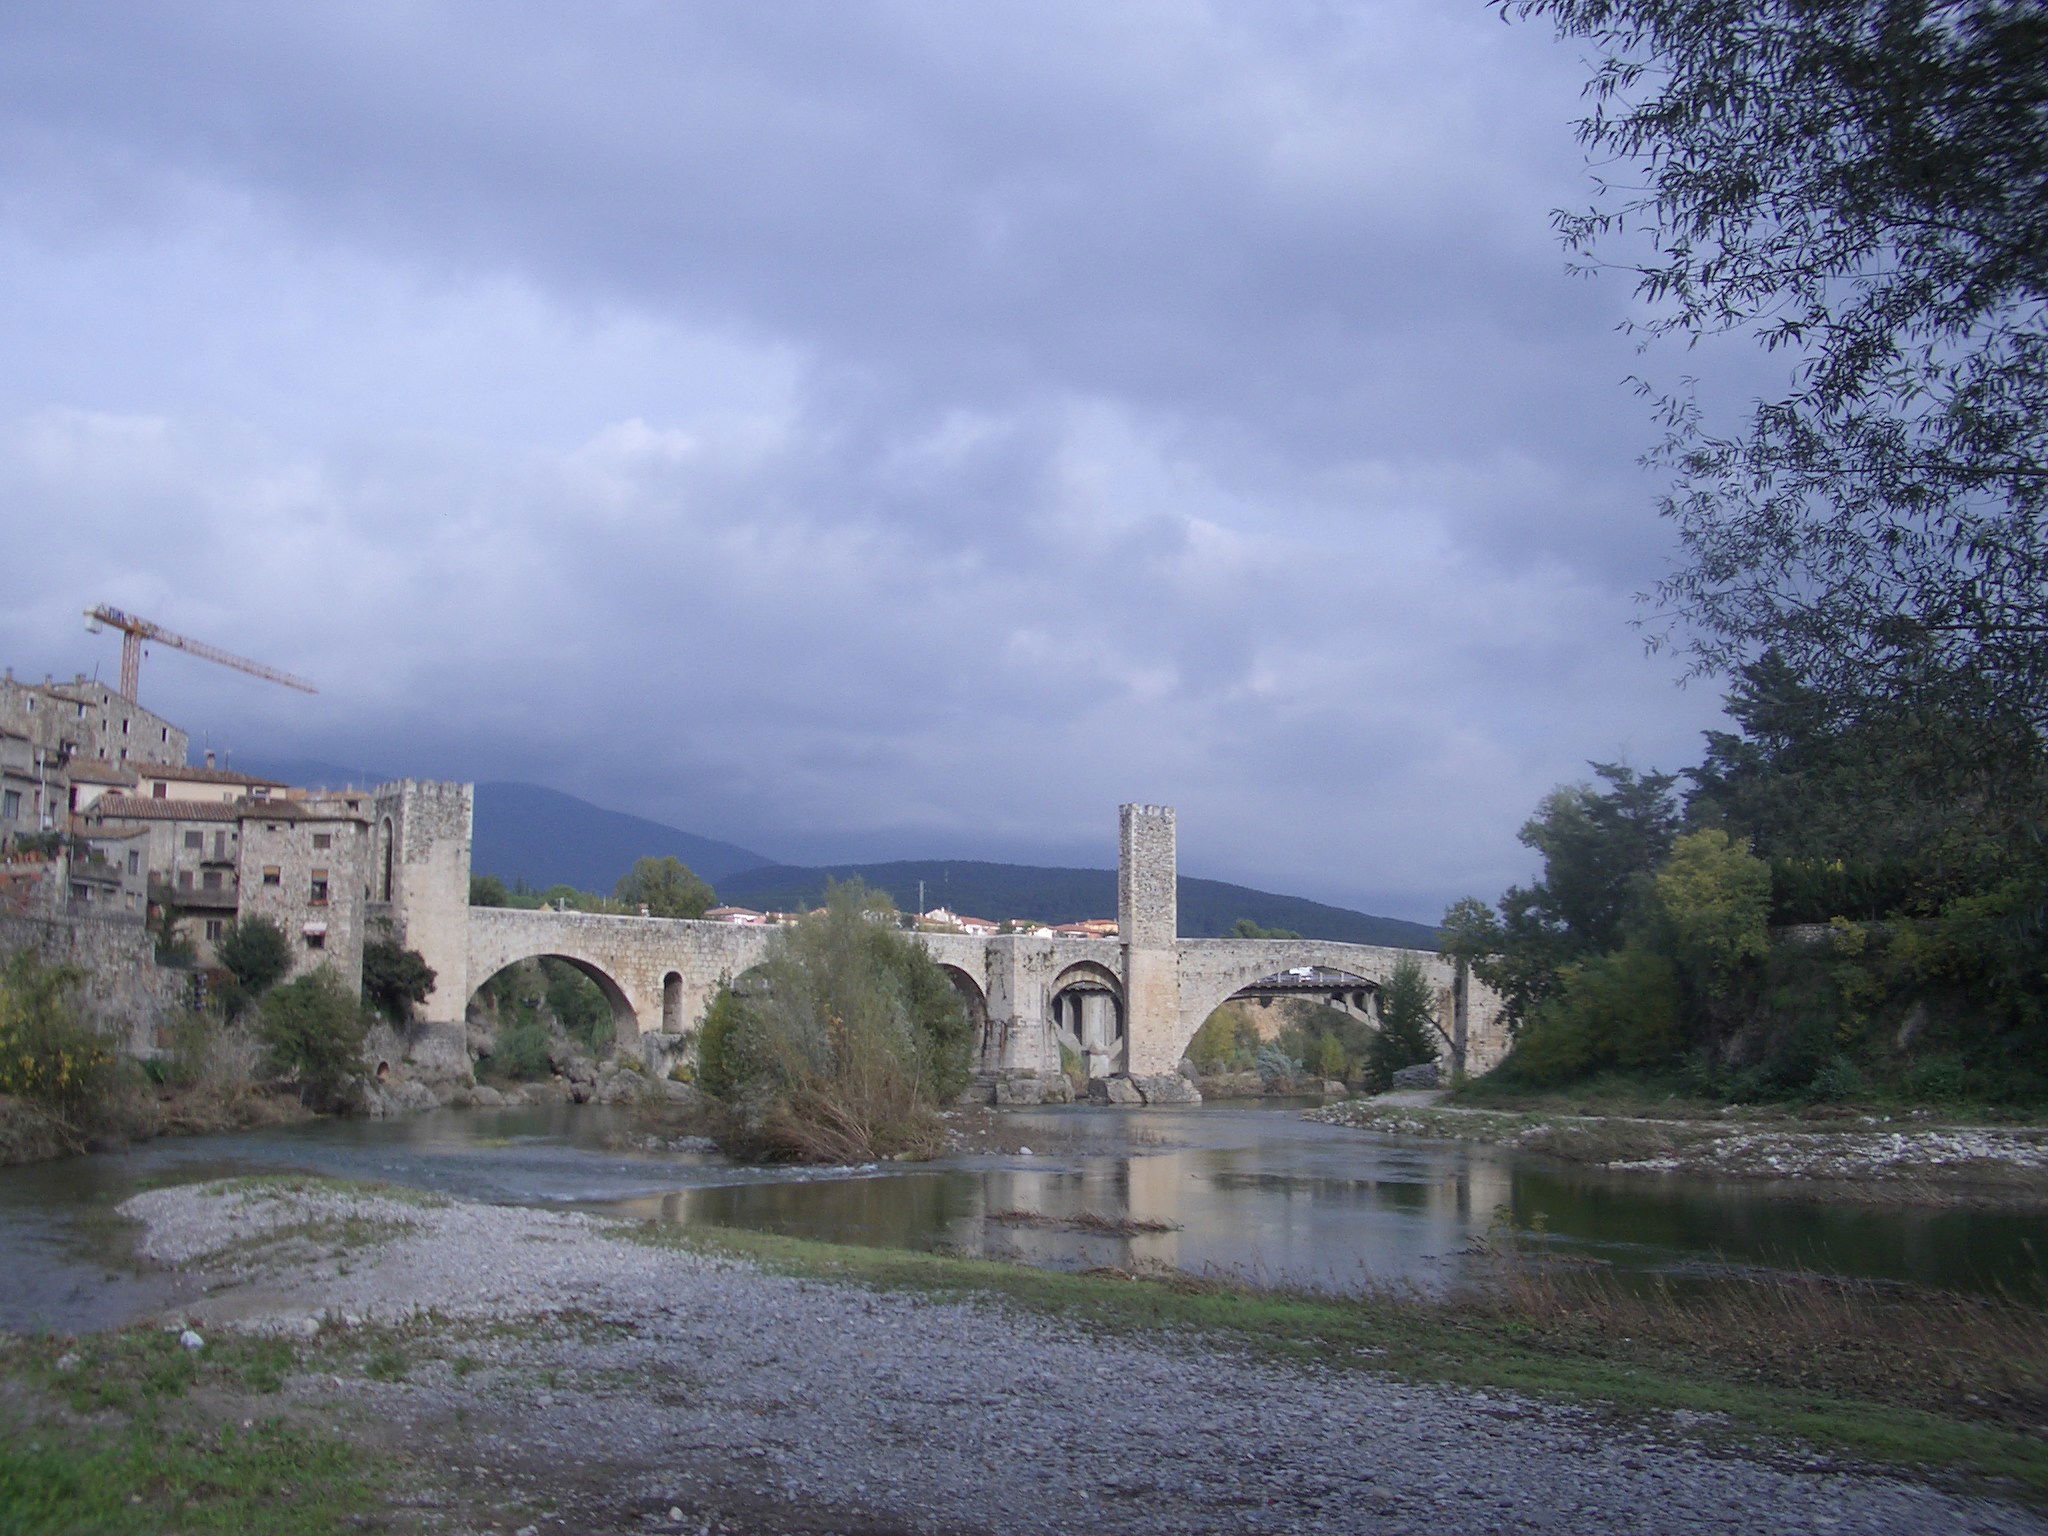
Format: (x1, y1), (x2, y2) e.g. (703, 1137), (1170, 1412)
(378, 788), (1509, 1101)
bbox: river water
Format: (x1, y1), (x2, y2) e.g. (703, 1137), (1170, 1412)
(2, 1100), (2041, 1333)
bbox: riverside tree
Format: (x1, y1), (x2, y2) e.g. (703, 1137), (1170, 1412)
(1503, 0), (2048, 748)
(615, 856), (715, 919)
(697, 882), (974, 1162)
(215, 916), (294, 1017)
(258, 968), (370, 1112)
(1440, 763), (1681, 1029)
(1364, 954), (1442, 1091)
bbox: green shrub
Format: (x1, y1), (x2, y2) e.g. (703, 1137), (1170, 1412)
(1254, 1043), (1299, 1084)
(695, 882), (971, 1162)
(0, 951), (116, 1119)
(361, 935), (436, 1024)
(542, 959), (613, 1054)
(1902, 1053), (1969, 1100)
(1807, 1054), (1869, 1103)
(1365, 953), (1441, 1090)
(257, 969), (368, 1112)
(489, 1021), (553, 1082)
(1507, 944), (1682, 1086)
(1188, 1005), (1261, 1072)
(217, 918), (293, 1002)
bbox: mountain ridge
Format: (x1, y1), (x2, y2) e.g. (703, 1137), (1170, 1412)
(717, 859), (1438, 949)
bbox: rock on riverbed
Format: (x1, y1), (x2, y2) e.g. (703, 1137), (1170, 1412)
(108, 1179), (2046, 1536)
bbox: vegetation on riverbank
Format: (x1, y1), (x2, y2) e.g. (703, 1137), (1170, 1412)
(0, 949), (325, 1167)
(633, 1220), (2048, 1500)
(696, 882), (974, 1162)
(1441, 669), (2048, 1109)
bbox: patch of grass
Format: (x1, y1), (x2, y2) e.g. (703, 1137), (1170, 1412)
(618, 1220), (2048, 1500)
(199, 1172), (448, 1208)
(0, 1413), (374, 1534)
(362, 1345), (409, 1383)
(209, 1213), (419, 1272)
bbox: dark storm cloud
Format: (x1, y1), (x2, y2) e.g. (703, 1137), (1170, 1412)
(0, 2), (1732, 918)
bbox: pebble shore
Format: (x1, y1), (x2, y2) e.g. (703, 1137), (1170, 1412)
(1307, 1101), (2048, 1192)
(111, 1180), (2047, 1536)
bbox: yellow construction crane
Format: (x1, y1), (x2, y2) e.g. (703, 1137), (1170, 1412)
(84, 604), (317, 704)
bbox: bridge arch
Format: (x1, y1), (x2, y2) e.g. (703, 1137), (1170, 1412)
(1168, 941), (1458, 1076)
(936, 964), (992, 1062)
(1049, 960), (1124, 1077)
(466, 951), (638, 1044)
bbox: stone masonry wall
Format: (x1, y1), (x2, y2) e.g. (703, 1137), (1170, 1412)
(0, 912), (183, 1056)
(235, 811), (370, 993)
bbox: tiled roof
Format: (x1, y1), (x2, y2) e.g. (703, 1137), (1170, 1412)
(90, 793), (366, 825)
(140, 763), (286, 786)
(89, 795), (241, 822)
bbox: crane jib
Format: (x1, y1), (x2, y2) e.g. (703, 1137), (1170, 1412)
(83, 604), (317, 703)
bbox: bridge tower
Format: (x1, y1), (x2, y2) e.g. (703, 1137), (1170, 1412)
(372, 780), (473, 1035)
(1118, 803), (1181, 1076)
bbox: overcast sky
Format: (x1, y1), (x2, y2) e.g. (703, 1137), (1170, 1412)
(0, 2), (1748, 921)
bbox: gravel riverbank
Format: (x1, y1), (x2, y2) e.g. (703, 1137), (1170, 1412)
(1306, 1101), (2048, 1203)
(98, 1179), (2048, 1535)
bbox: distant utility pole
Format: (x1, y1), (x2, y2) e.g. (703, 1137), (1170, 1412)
(917, 879), (925, 916)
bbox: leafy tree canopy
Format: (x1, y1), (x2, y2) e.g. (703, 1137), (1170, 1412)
(616, 856), (715, 920)
(1365, 954), (1443, 1091)
(1505, 0), (2048, 745)
(362, 935), (437, 1024)
(217, 917), (292, 999)
(259, 968), (369, 1113)
(1231, 917), (1303, 939)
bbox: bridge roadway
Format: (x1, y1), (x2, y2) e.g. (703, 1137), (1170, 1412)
(463, 905), (1504, 1077)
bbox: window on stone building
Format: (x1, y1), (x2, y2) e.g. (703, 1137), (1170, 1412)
(262, 866), (281, 887)
(213, 831), (227, 859)
(183, 831), (202, 850)
(205, 919), (223, 942)
(1, 790), (17, 820)
(177, 870), (192, 891)
(127, 850), (139, 875)
(201, 870), (221, 891)
(153, 782), (168, 800)
(305, 931), (325, 950)
(313, 833), (331, 850)
(310, 869), (329, 905)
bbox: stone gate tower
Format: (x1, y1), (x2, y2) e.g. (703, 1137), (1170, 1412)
(1118, 803), (1182, 1075)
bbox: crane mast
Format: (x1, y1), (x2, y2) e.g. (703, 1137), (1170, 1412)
(84, 605), (317, 704)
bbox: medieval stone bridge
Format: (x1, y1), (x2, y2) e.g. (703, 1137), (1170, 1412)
(419, 806), (1510, 1086)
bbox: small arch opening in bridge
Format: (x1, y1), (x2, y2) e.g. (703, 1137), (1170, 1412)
(662, 971), (684, 1033)
(466, 954), (637, 1076)
(1049, 961), (1124, 1078)
(1191, 967), (1384, 1079)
